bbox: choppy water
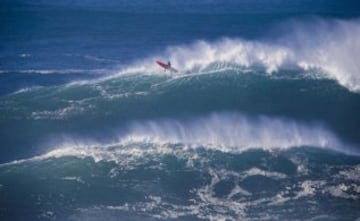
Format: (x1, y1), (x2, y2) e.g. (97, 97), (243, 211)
(1, 1), (360, 220)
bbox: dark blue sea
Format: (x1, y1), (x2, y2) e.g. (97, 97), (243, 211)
(1, 0), (360, 220)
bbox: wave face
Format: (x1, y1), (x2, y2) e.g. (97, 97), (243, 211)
(1, 1), (360, 221)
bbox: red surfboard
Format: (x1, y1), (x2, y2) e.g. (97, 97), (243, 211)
(156, 60), (178, 73)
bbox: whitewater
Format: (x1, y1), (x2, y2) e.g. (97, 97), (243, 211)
(117, 18), (360, 93)
(1, 1), (360, 220)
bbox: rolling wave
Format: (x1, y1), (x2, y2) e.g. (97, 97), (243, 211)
(1, 18), (360, 163)
(120, 18), (360, 92)
(3, 18), (359, 94)
(3, 112), (357, 166)
(122, 112), (350, 152)
(2, 3), (360, 221)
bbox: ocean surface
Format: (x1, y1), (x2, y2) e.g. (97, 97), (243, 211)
(1, 0), (360, 220)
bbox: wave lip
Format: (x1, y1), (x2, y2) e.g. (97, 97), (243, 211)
(119, 18), (360, 93)
(1, 112), (357, 167)
(122, 112), (355, 155)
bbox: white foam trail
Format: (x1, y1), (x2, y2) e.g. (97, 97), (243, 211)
(0, 69), (107, 75)
(118, 18), (360, 92)
(30, 103), (86, 120)
(12, 86), (44, 94)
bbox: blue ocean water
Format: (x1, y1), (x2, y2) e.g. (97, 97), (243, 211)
(1, 1), (360, 220)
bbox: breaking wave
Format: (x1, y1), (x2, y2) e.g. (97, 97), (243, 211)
(122, 112), (355, 154)
(4, 112), (357, 166)
(121, 18), (360, 92)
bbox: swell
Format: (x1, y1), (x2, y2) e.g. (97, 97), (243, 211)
(1, 17), (360, 161)
(0, 69), (105, 96)
(1, 71), (360, 162)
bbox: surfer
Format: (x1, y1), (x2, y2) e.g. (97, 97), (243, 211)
(156, 60), (178, 73)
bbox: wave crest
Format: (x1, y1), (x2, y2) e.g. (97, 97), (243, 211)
(123, 18), (360, 92)
(123, 112), (352, 153)
(2, 112), (357, 167)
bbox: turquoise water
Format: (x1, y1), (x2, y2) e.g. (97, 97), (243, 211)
(1, 1), (360, 220)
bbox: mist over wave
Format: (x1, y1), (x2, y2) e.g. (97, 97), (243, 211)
(2, 2), (360, 220)
(19, 112), (353, 164)
(123, 18), (360, 92)
(123, 112), (355, 154)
